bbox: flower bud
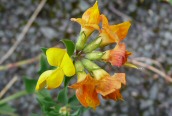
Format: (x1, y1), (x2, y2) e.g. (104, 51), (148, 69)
(102, 43), (132, 67)
(76, 31), (87, 50)
(85, 51), (105, 60)
(59, 106), (70, 115)
(83, 37), (102, 53)
(81, 58), (100, 72)
(75, 61), (87, 82)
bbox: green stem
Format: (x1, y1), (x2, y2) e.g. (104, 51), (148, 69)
(0, 90), (28, 105)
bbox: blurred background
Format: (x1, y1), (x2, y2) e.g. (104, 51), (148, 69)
(0, 0), (172, 116)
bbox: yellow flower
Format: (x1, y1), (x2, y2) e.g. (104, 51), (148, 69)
(99, 14), (131, 47)
(71, 1), (100, 36)
(36, 48), (75, 90)
(71, 1), (100, 50)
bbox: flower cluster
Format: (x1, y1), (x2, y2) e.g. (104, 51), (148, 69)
(36, 1), (133, 110)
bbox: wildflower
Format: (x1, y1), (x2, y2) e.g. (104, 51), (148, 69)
(59, 106), (71, 115)
(70, 58), (126, 109)
(36, 48), (75, 90)
(69, 75), (100, 109)
(70, 73), (126, 109)
(71, 1), (100, 50)
(98, 14), (131, 47)
(102, 43), (132, 67)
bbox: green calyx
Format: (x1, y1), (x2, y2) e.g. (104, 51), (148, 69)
(83, 37), (102, 53)
(76, 31), (87, 50)
(85, 51), (105, 60)
(81, 58), (100, 72)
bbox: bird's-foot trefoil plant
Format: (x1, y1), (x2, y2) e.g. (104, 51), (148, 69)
(35, 1), (137, 115)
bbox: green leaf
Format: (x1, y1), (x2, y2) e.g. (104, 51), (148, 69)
(36, 89), (57, 114)
(36, 89), (52, 103)
(57, 87), (68, 104)
(38, 54), (49, 75)
(0, 104), (18, 116)
(68, 94), (79, 105)
(61, 39), (75, 56)
(71, 106), (88, 116)
(30, 113), (40, 116)
(41, 47), (48, 55)
(64, 76), (72, 87)
(23, 77), (37, 94)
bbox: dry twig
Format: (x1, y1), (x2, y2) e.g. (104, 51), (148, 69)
(0, 0), (47, 64)
(129, 59), (172, 82)
(0, 76), (18, 99)
(132, 57), (165, 72)
(0, 55), (40, 71)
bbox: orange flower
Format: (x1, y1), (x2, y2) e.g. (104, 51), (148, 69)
(69, 73), (126, 109)
(69, 75), (100, 109)
(102, 43), (132, 67)
(103, 90), (123, 101)
(99, 14), (131, 46)
(96, 73), (126, 96)
(71, 1), (100, 36)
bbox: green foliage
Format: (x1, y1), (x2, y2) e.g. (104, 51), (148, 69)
(160, 0), (172, 5)
(68, 95), (79, 105)
(169, 0), (172, 5)
(0, 103), (18, 116)
(64, 76), (73, 87)
(61, 39), (75, 56)
(57, 87), (68, 105)
(36, 89), (60, 116)
(38, 54), (49, 75)
(23, 77), (37, 94)
(41, 47), (48, 55)
(30, 113), (40, 116)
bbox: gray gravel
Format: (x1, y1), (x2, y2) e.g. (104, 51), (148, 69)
(0, 0), (172, 116)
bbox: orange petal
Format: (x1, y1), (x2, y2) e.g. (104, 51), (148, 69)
(110, 21), (131, 40)
(103, 90), (123, 101)
(99, 15), (119, 46)
(69, 75), (100, 109)
(109, 43), (131, 67)
(76, 84), (100, 109)
(112, 73), (126, 85)
(101, 14), (109, 27)
(96, 73), (126, 96)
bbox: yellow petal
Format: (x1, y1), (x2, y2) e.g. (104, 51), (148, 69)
(101, 14), (109, 27)
(82, 1), (100, 24)
(46, 48), (66, 67)
(46, 68), (64, 89)
(35, 70), (53, 91)
(60, 53), (75, 77)
(71, 18), (86, 27)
